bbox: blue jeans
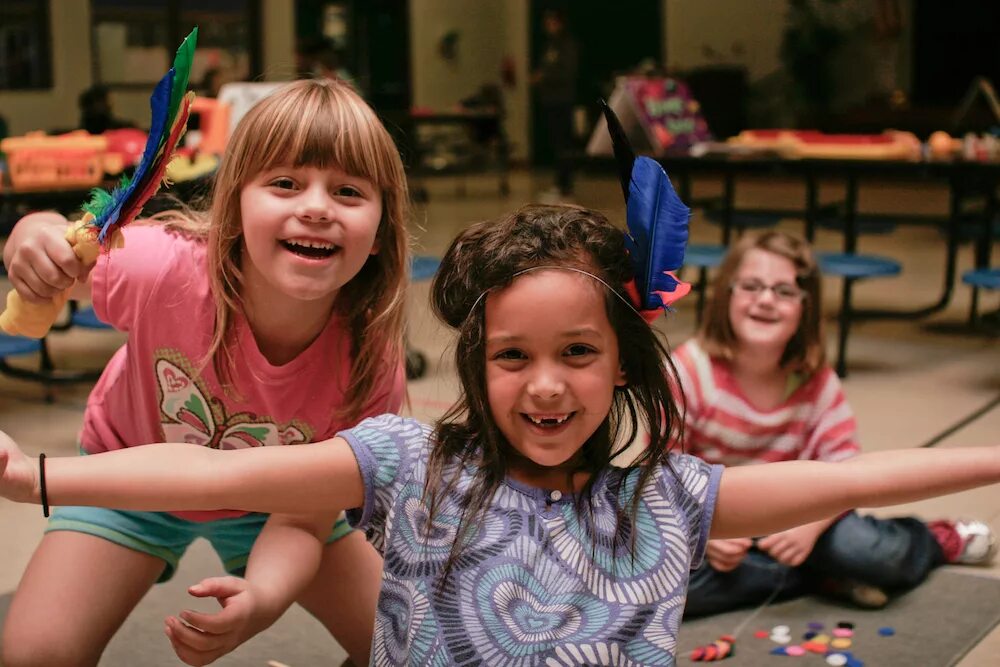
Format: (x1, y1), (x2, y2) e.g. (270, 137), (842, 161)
(684, 511), (945, 618)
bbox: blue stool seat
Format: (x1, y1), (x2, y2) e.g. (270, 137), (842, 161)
(411, 256), (440, 282)
(962, 268), (1000, 290)
(817, 252), (902, 378)
(0, 334), (42, 357)
(962, 268), (1000, 329)
(684, 244), (726, 269)
(818, 252), (901, 279)
(684, 244), (727, 327)
(71, 306), (112, 329)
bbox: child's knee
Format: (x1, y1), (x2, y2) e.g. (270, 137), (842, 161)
(1, 626), (97, 667)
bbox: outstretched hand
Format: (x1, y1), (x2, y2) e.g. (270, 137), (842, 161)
(164, 576), (269, 666)
(0, 430), (36, 504)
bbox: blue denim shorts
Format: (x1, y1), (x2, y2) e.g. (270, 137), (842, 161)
(46, 506), (353, 583)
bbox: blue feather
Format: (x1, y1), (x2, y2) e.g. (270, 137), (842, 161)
(95, 68), (176, 242)
(623, 157), (690, 310)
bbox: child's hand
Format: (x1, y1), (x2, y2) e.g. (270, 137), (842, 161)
(164, 576), (266, 666)
(705, 538), (753, 572)
(757, 520), (829, 567)
(0, 430), (37, 504)
(5, 214), (91, 303)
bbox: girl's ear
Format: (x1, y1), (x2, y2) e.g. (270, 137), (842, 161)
(370, 211), (386, 255)
(615, 363), (627, 387)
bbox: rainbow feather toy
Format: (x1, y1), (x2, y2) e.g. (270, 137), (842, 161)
(0, 28), (198, 338)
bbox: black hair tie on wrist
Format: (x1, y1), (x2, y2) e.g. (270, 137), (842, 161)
(39, 453), (50, 518)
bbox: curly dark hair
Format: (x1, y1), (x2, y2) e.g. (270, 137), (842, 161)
(426, 204), (684, 584)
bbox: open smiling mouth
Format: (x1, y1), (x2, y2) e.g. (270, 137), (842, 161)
(521, 412), (577, 430)
(281, 239), (340, 259)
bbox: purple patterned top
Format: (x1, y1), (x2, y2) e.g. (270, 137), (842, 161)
(340, 414), (722, 666)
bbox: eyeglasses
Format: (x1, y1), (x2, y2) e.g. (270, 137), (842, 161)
(730, 278), (806, 303)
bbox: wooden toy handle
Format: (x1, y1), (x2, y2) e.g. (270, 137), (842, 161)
(0, 217), (120, 338)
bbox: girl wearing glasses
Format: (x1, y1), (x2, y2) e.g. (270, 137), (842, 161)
(672, 231), (995, 617)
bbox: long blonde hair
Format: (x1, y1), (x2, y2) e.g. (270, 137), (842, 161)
(160, 78), (410, 422)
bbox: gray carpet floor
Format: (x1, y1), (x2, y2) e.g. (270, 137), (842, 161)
(677, 569), (1000, 666)
(1, 567), (996, 665)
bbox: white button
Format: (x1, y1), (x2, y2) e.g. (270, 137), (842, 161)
(548, 490), (562, 502)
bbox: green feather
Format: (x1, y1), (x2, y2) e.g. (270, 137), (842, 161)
(167, 28), (198, 125)
(81, 173), (132, 220)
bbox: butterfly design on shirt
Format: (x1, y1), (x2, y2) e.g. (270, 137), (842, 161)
(155, 355), (310, 449)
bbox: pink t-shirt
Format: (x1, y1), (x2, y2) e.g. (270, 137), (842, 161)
(671, 339), (859, 466)
(81, 225), (405, 521)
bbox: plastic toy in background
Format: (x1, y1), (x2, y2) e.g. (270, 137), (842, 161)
(0, 28), (198, 338)
(0, 132), (122, 192)
(689, 634), (735, 661)
(103, 127), (150, 167)
(959, 132), (1000, 161)
(587, 76), (712, 157)
(928, 131), (961, 159)
(727, 129), (922, 160)
(0, 125), (149, 195)
(184, 96), (230, 156)
(159, 95), (228, 184)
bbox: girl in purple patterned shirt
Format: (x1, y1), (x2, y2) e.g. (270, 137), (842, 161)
(1, 205), (998, 666)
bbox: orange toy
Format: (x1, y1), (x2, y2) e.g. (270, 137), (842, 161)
(729, 129), (921, 160)
(187, 96), (231, 155)
(0, 132), (123, 191)
(928, 131), (960, 158)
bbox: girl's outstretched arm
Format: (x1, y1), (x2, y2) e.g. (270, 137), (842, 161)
(711, 445), (1000, 539)
(0, 430), (364, 515)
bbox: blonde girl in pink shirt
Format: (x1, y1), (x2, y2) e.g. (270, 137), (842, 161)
(1, 79), (408, 666)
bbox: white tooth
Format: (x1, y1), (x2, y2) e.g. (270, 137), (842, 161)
(528, 414), (570, 425)
(290, 239), (334, 250)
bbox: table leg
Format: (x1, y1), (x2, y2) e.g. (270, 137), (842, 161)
(722, 171), (735, 246)
(805, 173), (818, 243)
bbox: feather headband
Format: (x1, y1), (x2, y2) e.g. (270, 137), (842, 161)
(600, 99), (691, 323)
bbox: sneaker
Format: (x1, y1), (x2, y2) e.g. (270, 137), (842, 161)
(928, 519), (998, 565)
(819, 578), (889, 609)
(846, 581), (890, 609)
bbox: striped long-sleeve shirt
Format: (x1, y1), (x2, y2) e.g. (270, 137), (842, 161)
(671, 339), (859, 466)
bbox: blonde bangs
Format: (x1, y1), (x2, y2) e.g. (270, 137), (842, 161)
(229, 81), (403, 192)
